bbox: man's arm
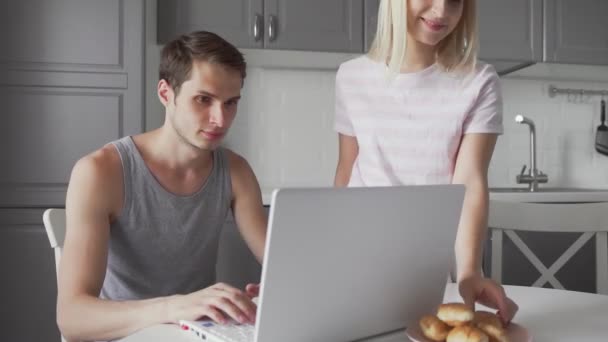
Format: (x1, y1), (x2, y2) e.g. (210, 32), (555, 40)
(58, 147), (168, 341)
(334, 133), (358, 187)
(59, 147), (258, 341)
(228, 151), (267, 263)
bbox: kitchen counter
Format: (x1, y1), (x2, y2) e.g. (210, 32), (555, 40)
(489, 187), (608, 203)
(261, 187), (275, 206)
(261, 186), (608, 205)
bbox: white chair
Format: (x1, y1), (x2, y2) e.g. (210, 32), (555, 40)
(42, 208), (67, 342)
(43, 208), (67, 276)
(488, 200), (608, 295)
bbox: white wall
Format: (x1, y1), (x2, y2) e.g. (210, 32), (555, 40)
(145, 1), (608, 198)
(492, 77), (608, 188)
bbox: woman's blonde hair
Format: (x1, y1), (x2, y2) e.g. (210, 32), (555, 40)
(368, 0), (478, 76)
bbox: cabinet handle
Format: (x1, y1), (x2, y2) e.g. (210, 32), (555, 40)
(253, 14), (262, 41)
(268, 15), (277, 42)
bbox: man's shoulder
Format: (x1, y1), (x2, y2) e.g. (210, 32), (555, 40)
(222, 147), (251, 174)
(71, 143), (123, 187)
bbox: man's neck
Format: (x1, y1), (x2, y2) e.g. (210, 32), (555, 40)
(140, 128), (213, 173)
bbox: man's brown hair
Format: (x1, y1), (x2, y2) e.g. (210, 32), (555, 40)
(159, 31), (247, 95)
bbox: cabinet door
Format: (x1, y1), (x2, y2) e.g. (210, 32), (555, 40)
(478, 0), (543, 62)
(544, 0), (608, 65)
(0, 0), (144, 207)
(0, 209), (61, 342)
(364, 0), (380, 52)
(157, 0), (264, 48)
(264, 0), (364, 52)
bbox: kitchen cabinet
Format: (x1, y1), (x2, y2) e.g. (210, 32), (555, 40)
(544, 0), (608, 65)
(478, 0), (543, 62)
(0, 209), (60, 342)
(157, 0), (364, 53)
(0, 0), (145, 207)
(157, 0), (264, 48)
(364, 0), (379, 51)
(362, 0), (543, 63)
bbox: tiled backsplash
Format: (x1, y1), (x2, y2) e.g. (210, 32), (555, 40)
(492, 78), (608, 188)
(221, 67), (608, 193)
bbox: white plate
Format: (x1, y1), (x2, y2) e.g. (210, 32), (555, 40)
(406, 322), (531, 342)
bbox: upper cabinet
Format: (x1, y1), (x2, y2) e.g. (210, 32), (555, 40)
(363, 0), (544, 62)
(158, 0), (364, 53)
(158, 0), (608, 66)
(479, 0), (608, 66)
(364, 0), (380, 51)
(158, 0), (264, 48)
(544, 0), (608, 65)
(478, 0), (543, 62)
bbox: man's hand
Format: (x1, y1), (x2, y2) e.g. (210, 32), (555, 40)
(165, 283), (257, 325)
(245, 283), (260, 298)
(458, 275), (519, 325)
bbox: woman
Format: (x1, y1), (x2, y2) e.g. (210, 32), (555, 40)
(334, 0), (518, 324)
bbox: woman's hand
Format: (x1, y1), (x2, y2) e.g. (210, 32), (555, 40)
(458, 274), (519, 325)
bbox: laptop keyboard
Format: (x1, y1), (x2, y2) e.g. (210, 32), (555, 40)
(183, 320), (255, 342)
(206, 322), (254, 342)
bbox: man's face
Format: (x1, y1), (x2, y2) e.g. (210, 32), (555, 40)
(160, 60), (242, 151)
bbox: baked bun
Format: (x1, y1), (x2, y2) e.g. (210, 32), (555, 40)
(473, 311), (509, 342)
(419, 315), (451, 341)
(437, 303), (474, 327)
(446, 325), (489, 342)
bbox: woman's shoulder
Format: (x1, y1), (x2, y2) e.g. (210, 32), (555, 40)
(469, 61), (500, 82)
(338, 55), (380, 76)
(449, 61), (500, 91)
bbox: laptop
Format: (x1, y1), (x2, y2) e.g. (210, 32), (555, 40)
(180, 185), (464, 342)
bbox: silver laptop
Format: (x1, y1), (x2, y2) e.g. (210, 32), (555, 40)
(180, 185), (464, 342)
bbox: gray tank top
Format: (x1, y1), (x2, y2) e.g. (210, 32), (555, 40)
(100, 136), (232, 300)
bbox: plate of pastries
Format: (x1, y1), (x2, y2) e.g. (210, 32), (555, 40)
(407, 303), (531, 342)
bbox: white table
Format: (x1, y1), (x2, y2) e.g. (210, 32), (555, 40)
(121, 284), (608, 342)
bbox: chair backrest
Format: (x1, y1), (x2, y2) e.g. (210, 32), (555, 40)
(42, 208), (66, 276)
(488, 200), (608, 295)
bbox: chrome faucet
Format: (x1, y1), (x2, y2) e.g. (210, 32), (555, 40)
(515, 115), (548, 192)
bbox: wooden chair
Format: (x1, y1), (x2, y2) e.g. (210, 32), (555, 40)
(488, 200), (608, 295)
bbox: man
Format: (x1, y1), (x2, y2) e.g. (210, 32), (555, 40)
(57, 31), (266, 341)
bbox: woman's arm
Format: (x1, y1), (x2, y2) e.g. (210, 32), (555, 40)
(451, 133), (497, 281)
(334, 133), (359, 187)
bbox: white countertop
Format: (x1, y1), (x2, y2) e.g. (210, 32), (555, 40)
(120, 283), (608, 342)
(489, 187), (608, 203)
(261, 187), (275, 206)
(261, 186), (608, 205)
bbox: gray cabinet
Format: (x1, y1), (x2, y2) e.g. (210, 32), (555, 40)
(0, 0), (145, 207)
(158, 0), (364, 53)
(264, 0), (363, 52)
(0, 209), (60, 342)
(478, 0), (543, 62)
(363, 0), (544, 64)
(364, 0), (380, 52)
(544, 0), (608, 65)
(157, 0), (264, 48)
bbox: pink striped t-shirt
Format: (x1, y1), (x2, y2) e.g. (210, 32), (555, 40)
(334, 56), (503, 186)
